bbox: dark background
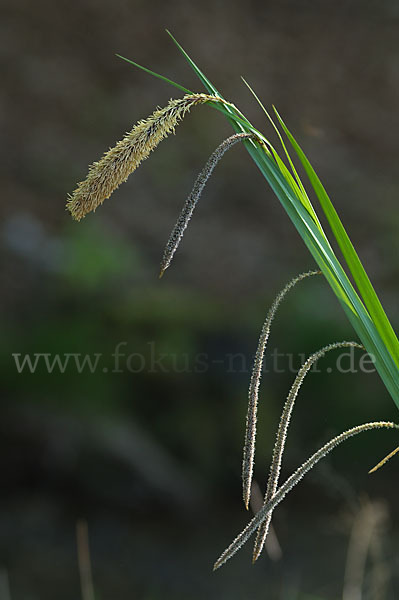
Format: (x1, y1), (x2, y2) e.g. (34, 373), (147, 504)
(1, 1), (399, 598)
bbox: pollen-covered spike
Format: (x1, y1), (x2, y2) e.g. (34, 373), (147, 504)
(159, 133), (256, 277)
(213, 421), (398, 570)
(252, 340), (364, 562)
(242, 270), (321, 510)
(67, 94), (230, 221)
(369, 445), (399, 474)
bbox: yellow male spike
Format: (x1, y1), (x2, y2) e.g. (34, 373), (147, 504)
(67, 94), (229, 221)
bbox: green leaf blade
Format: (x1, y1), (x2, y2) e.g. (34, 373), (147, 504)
(274, 108), (399, 371)
(115, 54), (193, 95)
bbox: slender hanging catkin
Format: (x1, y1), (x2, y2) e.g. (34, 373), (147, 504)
(252, 341), (363, 562)
(159, 132), (256, 278)
(67, 94), (231, 221)
(242, 270), (321, 510)
(213, 421), (399, 570)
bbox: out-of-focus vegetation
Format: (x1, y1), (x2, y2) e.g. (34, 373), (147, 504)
(1, 0), (399, 598)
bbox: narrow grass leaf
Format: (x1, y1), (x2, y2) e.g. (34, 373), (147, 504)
(241, 77), (323, 231)
(115, 54), (193, 95)
(273, 107), (399, 371)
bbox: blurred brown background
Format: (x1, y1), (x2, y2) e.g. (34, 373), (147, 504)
(1, 0), (399, 598)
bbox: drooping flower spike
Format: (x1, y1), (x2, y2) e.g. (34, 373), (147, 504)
(252, 340), (363, 562)
(242, 270), (321, 510)
(67, 94), (235, 221)
(159, 132), (257, 278)
(214, 420), (399, 570)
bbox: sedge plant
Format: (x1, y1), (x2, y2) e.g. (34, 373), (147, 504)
(67, 32), (399, 569)
(68, 31), (399, 410)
